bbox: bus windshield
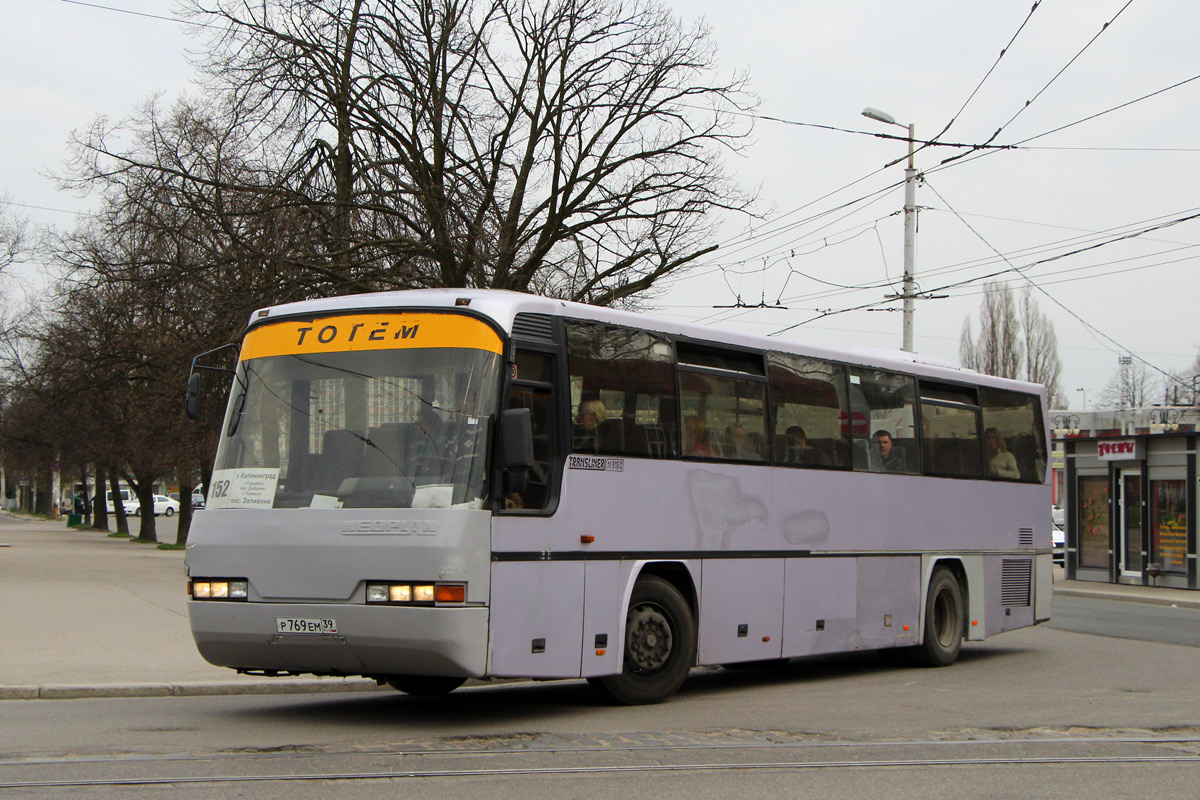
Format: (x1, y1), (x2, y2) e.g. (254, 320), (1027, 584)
(211, 316), (501, 510)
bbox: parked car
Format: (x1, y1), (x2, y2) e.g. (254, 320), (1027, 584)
(1051, 519), (1066, 565)
(104, 489), (139, 516)
(137, 494), (181, 517)
(191, 491), (205, 509)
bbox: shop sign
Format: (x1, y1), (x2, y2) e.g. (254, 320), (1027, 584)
(1097, 439), (1141, 461)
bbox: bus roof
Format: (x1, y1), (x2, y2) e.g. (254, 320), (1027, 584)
(247, 288), (1046, 399)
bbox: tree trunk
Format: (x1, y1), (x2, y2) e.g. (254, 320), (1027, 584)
(132, 480), (157, 543)
(176, 480), (193, 546)
(108, 472), (129, 536)
(92, 464), (110, 531)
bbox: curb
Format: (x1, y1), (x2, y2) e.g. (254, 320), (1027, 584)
(1053, 587), (1200, 611)
(0, 678), (385, 701)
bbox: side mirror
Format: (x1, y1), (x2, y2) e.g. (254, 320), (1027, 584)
(185, 372), (201, 420)
(500, 407), (535, 495)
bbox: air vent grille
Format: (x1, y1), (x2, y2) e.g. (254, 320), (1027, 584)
(1018, 527), (1034, 547)
(1001, 559), (1032, 607)
(511, 313), (555, 342)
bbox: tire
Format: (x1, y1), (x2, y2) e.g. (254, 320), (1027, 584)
(384, 675), (466, 696)
(588, 575), (696, 705)
(164, 507), (174, 517)
(133, 508), (141, 517)
(911, 566), (964, 667)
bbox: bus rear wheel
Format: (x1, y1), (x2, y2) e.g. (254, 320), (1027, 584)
(384, 675), (466, 696)
(588, 575), (696, 705)
(911, 567), (964, 667)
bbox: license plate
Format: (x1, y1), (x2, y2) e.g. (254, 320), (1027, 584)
(276, 617), (338, 635)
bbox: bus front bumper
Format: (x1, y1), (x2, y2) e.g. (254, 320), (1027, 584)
(188, 602), (490, 679)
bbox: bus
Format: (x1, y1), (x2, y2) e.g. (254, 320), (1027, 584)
(185, 288), (1052, 704)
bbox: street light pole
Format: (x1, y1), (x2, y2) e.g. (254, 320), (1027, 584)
(901, 122), (917, 353)
(863, 107), (918, 352)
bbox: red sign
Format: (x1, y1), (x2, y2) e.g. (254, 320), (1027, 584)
(839, 410), (869, 436)
(1097, 439), (1138, 461)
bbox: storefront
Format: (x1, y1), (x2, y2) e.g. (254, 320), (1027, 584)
(1063, 433), (1197, 590)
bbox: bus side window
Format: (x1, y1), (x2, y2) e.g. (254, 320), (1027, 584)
(506, 351), (557, 511)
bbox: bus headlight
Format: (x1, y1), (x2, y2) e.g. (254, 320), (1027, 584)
(365, 582), (466, 605)
(190, 579), (248, 600)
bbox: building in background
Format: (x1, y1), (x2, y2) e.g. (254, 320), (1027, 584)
(1051, 406), (1198, 591)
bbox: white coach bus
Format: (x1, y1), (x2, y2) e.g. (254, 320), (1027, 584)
(185, 289), (1052, 704)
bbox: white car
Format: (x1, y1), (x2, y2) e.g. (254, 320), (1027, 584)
(1051, 519), (1066, 565)
(104, 489), (140, 516)
(135, 494), (181, 517)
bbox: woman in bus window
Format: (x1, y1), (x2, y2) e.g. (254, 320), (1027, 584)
(985, 427), (1020, 479)
(684, 415), (714, 458)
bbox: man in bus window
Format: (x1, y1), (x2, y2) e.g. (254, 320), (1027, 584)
(874, 429), (907, 472)
(786, 426), (829, 466)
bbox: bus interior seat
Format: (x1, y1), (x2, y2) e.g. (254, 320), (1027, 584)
(597, 418), (625, 453)
(362, 422), (410, 475)
(317, 428), (366, 491)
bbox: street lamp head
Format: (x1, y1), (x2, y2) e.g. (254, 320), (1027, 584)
(862, 107), (898, 126)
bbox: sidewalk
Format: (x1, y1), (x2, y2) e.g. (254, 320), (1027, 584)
(0, 513), (381, 700)
(1052, 565), (1200, 610)
(2, 511), (1197, 701)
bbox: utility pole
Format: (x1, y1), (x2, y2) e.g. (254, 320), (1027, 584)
(901, 122), (917, 353)
(863, 107), (919, 352)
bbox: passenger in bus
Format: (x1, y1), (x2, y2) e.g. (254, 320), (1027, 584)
(684, 414), (715, 458)
(985, 427), (1020, 479)
(727, 424), (757, 460)
(573, 398), (606, 452)
(785, 426), (829, 466)
(874, 429), (907, 472)
(410, 402), (449, 472)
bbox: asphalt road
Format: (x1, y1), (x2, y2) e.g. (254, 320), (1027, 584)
(1048, 594), (1200, 647)
(3, 623), (1200, 799)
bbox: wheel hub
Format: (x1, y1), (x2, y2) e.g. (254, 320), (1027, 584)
(626, 604), (673, 672)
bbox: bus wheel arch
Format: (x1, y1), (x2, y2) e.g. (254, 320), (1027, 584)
(588, 567), (697, 705)
(912, 562), (966, 667)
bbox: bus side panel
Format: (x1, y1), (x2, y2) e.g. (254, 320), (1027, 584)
(984, 555), (1036, 636)
(580, 560), (623, 678)
(855, 556), (921, 649)
(489, 561), (585, 678)
(697, 559), (784, 665)
(781, 558), (857, 657)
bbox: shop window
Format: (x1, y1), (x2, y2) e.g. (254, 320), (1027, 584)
(1077, 475), (1110, 569)
(1150, 479), (1187, 574)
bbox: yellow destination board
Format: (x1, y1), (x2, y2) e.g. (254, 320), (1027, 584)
(239, 312), (503, 361)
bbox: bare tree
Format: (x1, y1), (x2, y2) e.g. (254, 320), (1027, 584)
(151, 0), (755, 303)
(1019, 288), (1064, 406)
(1098, 359), (1157, 409)
(0, 196), (25, 276)
(959, 281), (1022, 380)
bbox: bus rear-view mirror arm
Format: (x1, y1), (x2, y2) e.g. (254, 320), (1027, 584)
(185, 343), (242, 420)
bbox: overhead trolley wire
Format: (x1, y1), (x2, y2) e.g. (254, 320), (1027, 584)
(931, 0), (1045, 144)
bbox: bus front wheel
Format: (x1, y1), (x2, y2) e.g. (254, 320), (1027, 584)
(384, 675), (466, 696)
(588, 575), (696, 705)
(911, 567), (964, 667)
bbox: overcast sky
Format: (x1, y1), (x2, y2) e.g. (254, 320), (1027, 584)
(4, 0), (1198, 410)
